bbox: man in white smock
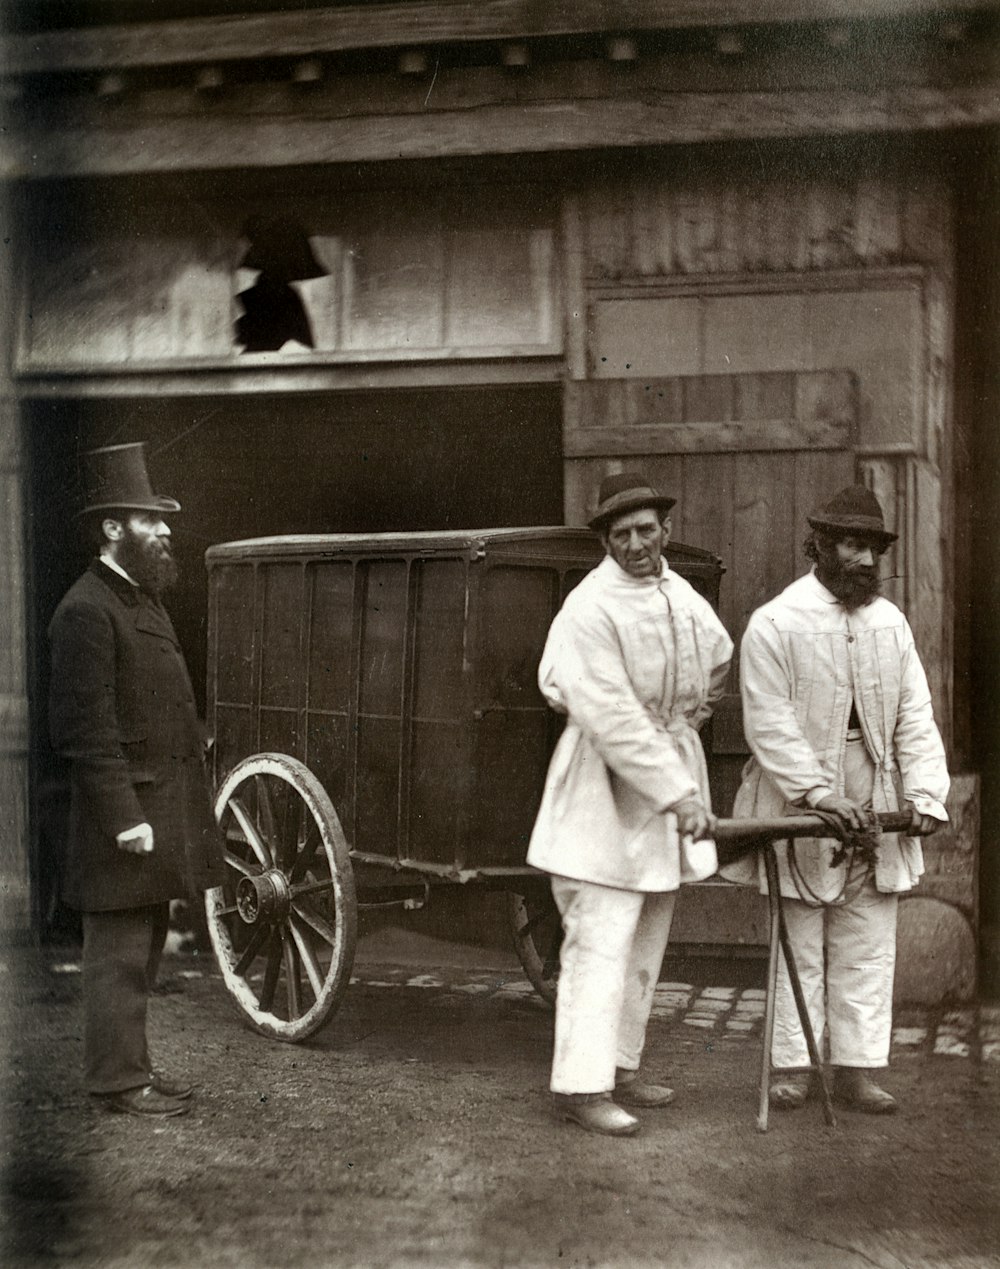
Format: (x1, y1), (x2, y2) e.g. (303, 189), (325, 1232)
(726, 486), (949, 1114)
(528, 473), (733, 1137)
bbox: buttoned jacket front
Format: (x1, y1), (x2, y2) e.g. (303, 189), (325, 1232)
(725, 570), (949, 899)
(49, 559), (223, 911)
(526, 555), (733, 891)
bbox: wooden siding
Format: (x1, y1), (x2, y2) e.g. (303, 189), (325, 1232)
(565, 148), (955, 757)
(18, 185), (560, 370)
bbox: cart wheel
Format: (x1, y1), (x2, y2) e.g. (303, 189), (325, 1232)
(206, 752), (357, 1042)
(508, 888), (562, 1006)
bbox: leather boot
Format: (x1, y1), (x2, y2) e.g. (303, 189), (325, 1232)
(98, 1085), (191, 1118)
(614, 1068), (676, 1108)
(768, 1070), (814, 1111)
(553, 1092), (640, 1137)
(832, 1067), (898, 1115)
(149, 1072), (195, 1100)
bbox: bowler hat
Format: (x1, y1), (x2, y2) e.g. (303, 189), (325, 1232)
(807, 485), (897, 550)
(588, 472), (676, 531)
(77, 442), (181, 517)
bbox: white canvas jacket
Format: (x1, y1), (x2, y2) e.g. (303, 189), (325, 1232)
(526, 554), (733, 892)
(725, 569), (949, 899)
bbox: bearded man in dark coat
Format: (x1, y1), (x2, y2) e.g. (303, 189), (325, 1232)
(49, 442), (223, 1118)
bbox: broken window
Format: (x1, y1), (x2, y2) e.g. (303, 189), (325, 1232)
(234, 215), (327, 352)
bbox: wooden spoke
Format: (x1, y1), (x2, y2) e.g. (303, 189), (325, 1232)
(259, 932), (283, 1013)
(228, 796), (272, 869)
(222, 847), (257, 878)
(283, 932), (303, 1019)
(254, 772), (279, 860)
(289, 914), (327, 999)
(289, 824), (321, 884)
(515, 905), (555, 942)
(290, 896), (338, 947)
(233, 923), (270, 978)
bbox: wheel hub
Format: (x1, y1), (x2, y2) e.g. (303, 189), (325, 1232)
(235, 870), (292, 926)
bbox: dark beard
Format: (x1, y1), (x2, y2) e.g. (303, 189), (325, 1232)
(815, 549), (880, 612)
(119, 530), (179, 598)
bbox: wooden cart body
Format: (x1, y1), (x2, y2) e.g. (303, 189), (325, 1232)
(205, 528), (723, 1039)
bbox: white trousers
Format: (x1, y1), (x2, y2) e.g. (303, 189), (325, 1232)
(772, 736), (898, 1070)
(549, 875), (676, 1095)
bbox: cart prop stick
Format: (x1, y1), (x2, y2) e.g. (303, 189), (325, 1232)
(712, 811), (913, 1133)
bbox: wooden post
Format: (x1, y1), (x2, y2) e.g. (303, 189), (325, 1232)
(0, 181), (31, 939)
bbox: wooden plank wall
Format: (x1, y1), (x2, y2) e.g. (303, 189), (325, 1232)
(563, 143), (955, 757)
(19, 182), (560, 367)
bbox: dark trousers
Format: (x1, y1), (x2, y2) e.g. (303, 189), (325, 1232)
(81, 903), (170, 1095)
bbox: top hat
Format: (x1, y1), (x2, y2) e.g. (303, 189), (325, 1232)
(239, 215), (328, 282)
(807, 485), (897, 550)
(588, 472), (676, 531)
(77, 442), (181, 517)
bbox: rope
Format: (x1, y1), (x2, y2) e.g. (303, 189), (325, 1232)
(782, 809), (880, 908)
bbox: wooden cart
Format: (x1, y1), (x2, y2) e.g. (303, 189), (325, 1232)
(204, 528), (724, 1042)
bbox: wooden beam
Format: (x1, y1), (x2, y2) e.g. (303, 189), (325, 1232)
(564, 373), (854, 455)
(12, 356), (565, 398)
(3, 1), (998, 76)
(5, 82), (1000, 179)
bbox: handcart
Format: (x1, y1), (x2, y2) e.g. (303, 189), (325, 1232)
(203, 527), (721, 1041)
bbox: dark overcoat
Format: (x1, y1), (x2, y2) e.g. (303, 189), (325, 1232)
(49, 559), (223, 911)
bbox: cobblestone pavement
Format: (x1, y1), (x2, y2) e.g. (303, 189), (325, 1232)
(345, 966), (1000, 1063)
(46, 953), (1000, 1063)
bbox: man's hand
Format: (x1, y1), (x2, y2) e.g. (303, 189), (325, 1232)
(906, 802), (945, 836)
(813, 795), (875, 833)
(673, 798), (715, 841)
(116, 822), (154, 855)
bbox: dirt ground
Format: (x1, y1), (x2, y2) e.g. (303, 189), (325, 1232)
(2, 930), (999, 1269)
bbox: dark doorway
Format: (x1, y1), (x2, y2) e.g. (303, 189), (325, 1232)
(27, 383), (564, 934)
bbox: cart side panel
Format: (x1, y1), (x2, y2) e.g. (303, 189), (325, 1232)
(470, 561), (562, 867)
(303, 560), (355, 825)
(353, 560), (409, 857)
(258, 563), (307, 761)
(210, 561), (257, 789)
(407, 559), (471, 865)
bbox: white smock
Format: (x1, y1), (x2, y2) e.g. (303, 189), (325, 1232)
(527, 554), (733, 892)
(724, 569), (949, 902)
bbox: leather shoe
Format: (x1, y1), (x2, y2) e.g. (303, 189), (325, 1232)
(149, 1072), (195, 1100)
(99, 1084), (191, 1118)
(832, 1067), (898, 1115)
(553, 1093), (639, 1137)
(768, 1071), (814, 1111)
(614, 1069), (675, 1108)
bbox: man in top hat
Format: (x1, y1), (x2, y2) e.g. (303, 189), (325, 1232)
(725, 485), (949, 1114)
(48, 442), (223, 1118)
(527, 472), (733, 1136)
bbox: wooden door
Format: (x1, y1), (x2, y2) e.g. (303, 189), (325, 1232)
(563, 368), (857, 951)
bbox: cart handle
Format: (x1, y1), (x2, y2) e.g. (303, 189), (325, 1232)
(714, 810), (913, 843)
(713, 810), (916, 866)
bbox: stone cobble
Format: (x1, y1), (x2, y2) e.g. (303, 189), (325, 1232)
(44, 955), (1000, 1061)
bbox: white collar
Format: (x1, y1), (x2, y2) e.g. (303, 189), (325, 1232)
(100, 554), (139, 587)
(603, 554), (671, 587)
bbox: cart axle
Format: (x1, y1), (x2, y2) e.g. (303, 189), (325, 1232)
(236, 870), (293, 925)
